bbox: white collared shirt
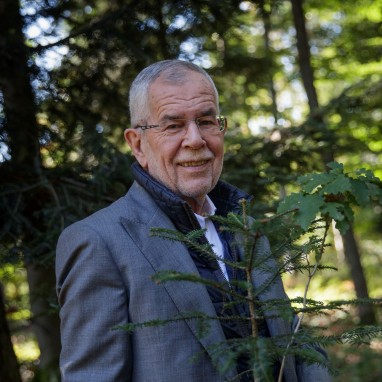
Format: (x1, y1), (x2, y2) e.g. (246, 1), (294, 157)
(194, 196), (229, 281)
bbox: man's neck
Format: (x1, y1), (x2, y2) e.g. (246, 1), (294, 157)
(183, 196), (206, 215)
(192, 195), (216, 217)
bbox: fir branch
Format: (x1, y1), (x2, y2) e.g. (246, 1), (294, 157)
(327, 297), (382, 307)
(150, 227), (217, 262)
(239, 199), (260, 340)
(115, 311), (216, 336)
(339, 325), (382, 345)
(278, 217), (331, 382)
(152, 270), (229, 292)
(151, 270), (256, 304)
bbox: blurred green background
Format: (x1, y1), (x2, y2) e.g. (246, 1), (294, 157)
(1, 0), (381, 380)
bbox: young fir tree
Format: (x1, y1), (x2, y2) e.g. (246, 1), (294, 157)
(118, 162), (382, 381)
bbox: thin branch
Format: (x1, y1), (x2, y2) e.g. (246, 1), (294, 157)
(30, 5), (133, 54)
(277, 218), (331, 382)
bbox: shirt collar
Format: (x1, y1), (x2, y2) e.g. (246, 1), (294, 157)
(130, 161), (252, 234)
(194, 196), (217, 228)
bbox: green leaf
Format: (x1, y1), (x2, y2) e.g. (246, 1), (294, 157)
(367, 182), (382, 199)
(277, 193), (300, 214)
(296, 194), (326, 230)
(334, 217), (351, 235)
(278, 193), (324, 231)
(355, 168), (381, 182)
(321, 202), (345, 222)
(326, 161), (344, 173)
(297, 173), (332, 193)
(321, 174), (352, 195)
(342, 204), (355, 223)
(350, 179), (370, 205)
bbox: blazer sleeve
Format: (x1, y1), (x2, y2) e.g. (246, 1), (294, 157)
(56, 222), (131, 382)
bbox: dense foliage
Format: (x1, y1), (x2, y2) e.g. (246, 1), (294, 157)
(0, 0), (381, 380)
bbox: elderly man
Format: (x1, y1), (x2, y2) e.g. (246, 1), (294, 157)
(56, 60), (331, 381)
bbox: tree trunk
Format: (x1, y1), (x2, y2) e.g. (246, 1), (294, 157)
(0, 0), (61, 373)
(0, 283), (22, 382)
(26, 263), (61, 370)
(259, 0), (279, 125)
(0, 0), (40, 169)
(290, 0), (319, 112)
(289, 0), (375, 324)
(342, 226), (375, 324)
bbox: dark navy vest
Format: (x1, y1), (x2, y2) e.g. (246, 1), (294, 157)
(131, 162), (278, 381)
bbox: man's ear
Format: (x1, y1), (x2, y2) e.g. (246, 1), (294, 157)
(124, 128), (148, 169)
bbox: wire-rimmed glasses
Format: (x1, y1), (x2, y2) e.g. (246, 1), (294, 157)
(135, 115), (227, 138)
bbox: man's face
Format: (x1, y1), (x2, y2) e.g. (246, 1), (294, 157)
(125, 71), (226, 213)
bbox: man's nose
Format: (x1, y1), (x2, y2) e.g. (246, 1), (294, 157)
(182, 121), (206, 148)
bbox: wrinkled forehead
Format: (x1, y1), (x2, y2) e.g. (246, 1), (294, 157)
(148, 73), (217, 118)
(150, 71), (216, 102)
(153, 69), (214, 89)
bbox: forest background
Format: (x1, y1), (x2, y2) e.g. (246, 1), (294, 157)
(0, 0), (381, 381)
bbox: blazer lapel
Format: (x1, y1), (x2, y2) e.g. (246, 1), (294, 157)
(119, 182), (237, 379)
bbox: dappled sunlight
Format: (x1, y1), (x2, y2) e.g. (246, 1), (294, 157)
(283, 257), (382, 381)
(12, 334), (40, 362)
(1, 0), (381, 380)
(328, 341), (382, 382)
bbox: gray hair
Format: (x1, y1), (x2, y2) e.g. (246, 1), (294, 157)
(129, 60), (219, 128)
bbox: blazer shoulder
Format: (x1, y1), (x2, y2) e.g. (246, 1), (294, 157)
(63, 195), (127, 231)
(58, 181), (163, 242)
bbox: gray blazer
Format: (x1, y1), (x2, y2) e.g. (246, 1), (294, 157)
(56, 181), (331, 381)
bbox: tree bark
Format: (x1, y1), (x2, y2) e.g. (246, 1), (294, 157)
(259, 0), (280, 125)
(289, 0), (375, 324)
(0, 0), (40, 170)
(342, 226), (375, 324)
(26, 263), (61, 369)
(0, 283), (22, 382)
(290, 0), (319, 112)
(0, 0), (61, 373)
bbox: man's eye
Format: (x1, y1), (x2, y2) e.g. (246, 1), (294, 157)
(198, 117), (215, 126)
(167, 124), (181, 129)
(164, 121), (185, 130)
